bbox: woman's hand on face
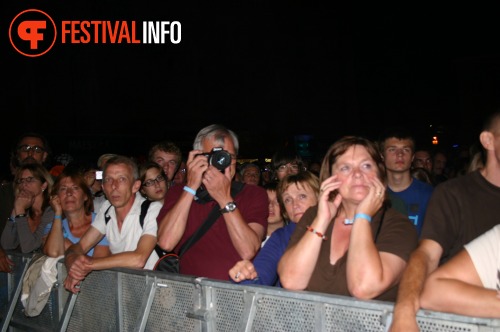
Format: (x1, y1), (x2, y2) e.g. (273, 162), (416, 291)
(49, 195), (62, 215)
(14, 189), (35, 212)
(317, 175), (343, 224)
(355, 177), (385, 217)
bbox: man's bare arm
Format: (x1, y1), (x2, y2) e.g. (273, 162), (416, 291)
(389, 239), (442, 332)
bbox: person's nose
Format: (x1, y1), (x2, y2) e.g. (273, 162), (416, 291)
(352, 167), (362, 178)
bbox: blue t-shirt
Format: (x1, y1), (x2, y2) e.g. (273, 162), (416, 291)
(389, 178), (434, 236)
(44, 212), (109, 256)
(239, 222), (296, 287)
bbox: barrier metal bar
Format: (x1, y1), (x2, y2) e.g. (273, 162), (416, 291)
(4, 252), (500, 332)
(0, 255), (32, 332)
(134, 276), (155, 332)
(57, 291), (78, 332)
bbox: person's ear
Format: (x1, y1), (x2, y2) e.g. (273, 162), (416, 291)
(132, 179), (142, 193)
(479, 131), (494, 151)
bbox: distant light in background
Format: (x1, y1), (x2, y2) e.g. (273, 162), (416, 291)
(432, 136), (438, 145)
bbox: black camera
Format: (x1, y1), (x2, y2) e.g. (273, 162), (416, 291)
(197, 147), (232, 172)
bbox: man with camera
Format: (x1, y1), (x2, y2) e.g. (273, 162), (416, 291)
(156, 124), (268, 280)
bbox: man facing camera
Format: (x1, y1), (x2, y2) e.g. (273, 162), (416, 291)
(157, 124), (268, 280)
(63, 155), (161, 293)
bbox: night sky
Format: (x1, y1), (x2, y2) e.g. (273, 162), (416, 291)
(2, 2), (500, 172)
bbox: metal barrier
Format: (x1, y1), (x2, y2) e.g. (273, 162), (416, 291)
(2, 251), (500, 332)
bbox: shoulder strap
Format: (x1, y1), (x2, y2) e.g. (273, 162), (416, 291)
(104, 205), (112, 225)
(106, 199), (152, 227)
(139, 199), (153, 228)
(178, 182), (246, 257)
(136, 199), (166, 258)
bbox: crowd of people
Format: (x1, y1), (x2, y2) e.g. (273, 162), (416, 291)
(1, 112), (500, 328)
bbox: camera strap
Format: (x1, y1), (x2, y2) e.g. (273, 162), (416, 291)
(178, 181), (245, 257)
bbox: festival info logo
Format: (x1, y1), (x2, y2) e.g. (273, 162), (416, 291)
(9, 8), (181, 57)
(10, 9), (57, 57)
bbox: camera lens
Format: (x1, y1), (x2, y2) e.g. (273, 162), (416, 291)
(209, 150), (231, 171)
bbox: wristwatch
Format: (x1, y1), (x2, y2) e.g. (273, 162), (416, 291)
(220, 201), (237, 214)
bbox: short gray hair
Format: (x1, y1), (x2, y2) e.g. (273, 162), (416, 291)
(193, 124), (239, 155)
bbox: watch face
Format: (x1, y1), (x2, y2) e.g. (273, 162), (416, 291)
(227, 202), (236, 211)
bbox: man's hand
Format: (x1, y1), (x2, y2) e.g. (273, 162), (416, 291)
(203, 166), (231, 204)
(229, 259), (258, 282)
(65, 254), (93, 282)
(64, 275), (83, 294)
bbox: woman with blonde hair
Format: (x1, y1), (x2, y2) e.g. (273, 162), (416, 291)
(1, 163), (54, 253)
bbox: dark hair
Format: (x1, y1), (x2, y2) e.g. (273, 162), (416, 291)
(148, 141), (182, 164)
(378, 127), (415, 153)
(263, 180), (279, 192)
(482, 110), (500, 132)
(138, 161), (167, 197)
(271, 148), (304, 171)
(11, 132), (51, 168)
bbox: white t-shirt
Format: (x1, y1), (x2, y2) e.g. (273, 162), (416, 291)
(92, 192), (161, 270)
(464, 224), (500, 290)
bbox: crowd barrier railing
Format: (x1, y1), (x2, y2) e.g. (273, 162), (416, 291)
(1, 251), (500, 332)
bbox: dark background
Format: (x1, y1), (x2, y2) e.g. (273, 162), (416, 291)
(2, 2), (500, 172)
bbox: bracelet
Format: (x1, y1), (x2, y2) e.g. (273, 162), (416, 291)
(354, 213), (372, 222)
(306, 226), (328, 240)
(344, 213), (372, 225)
(54, 215), (62, 220)
(15, 214), (27, 219)
(183, 185), (197, 196)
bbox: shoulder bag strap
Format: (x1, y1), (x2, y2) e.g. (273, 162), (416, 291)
(139, 199), (153, 228)
(178, 182), (246, 257)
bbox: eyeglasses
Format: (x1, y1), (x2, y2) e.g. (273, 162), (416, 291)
(142, 175), (166, 187)
(17, 145), (45, 154)
(277, 163), (301, 173)
(15, 176), (39, 185)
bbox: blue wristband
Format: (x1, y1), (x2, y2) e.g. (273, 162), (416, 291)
(354, 213), (372, 222)
(344, 213), (372, 225)
(54, 215), (62, 220)
(183, 186), (197, 196)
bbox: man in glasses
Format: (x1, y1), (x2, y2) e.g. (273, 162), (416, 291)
(0, 132), (51, 272)
(271, 148), (305, 182)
